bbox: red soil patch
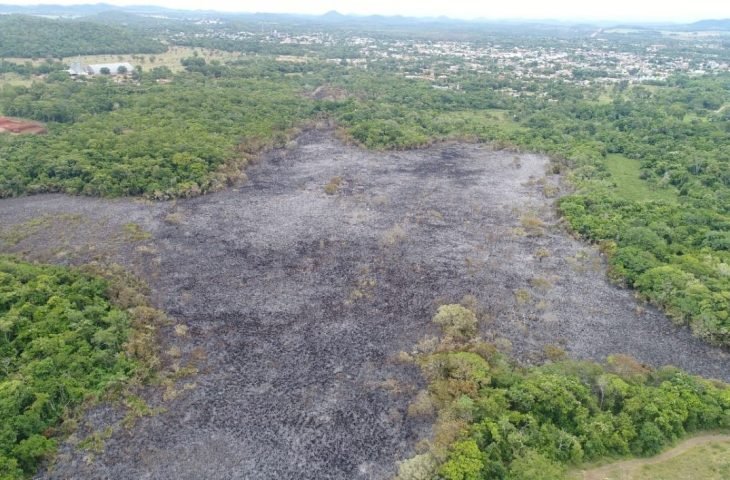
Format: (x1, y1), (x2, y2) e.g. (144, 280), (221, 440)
(0, 116), (47, 135)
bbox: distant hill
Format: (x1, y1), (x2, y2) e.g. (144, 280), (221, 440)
(85, 10), (184, 29)
(687, 18), (730, 30)
(0, 2), (117, 16)
(1, 3), (729, 34)
(0, 3), (163, 16)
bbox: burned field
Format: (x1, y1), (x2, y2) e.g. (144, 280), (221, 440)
(1, 131), (729, 479)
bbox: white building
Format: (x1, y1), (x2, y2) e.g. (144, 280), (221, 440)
(68, 62), (135, 76)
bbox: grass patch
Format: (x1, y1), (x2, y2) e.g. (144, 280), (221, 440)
(571, 435), (730, 480)
(431, 109), (523, 138)
(324, 176), (343, 195)
(122, 223), (152, 242)
(604, 154), (678, 203)
(0, 214), (83, 247)
(635, 439), (730, 480)
(520, 213), (545, 236)
(0, 73), (33, 88)
(1, 47), (244, 73)
(381, 224), (407, 247)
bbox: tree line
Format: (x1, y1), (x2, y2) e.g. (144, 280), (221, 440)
(396, 304), (730, 480)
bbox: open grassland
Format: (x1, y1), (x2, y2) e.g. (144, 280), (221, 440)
(432, 109), (523, 137)
(573, 434), (730, 480)
(61, 46), (244, 73)
(0, 73), (33, 88)
(604, 154), (679, 203)
(2, 47), (244, 73)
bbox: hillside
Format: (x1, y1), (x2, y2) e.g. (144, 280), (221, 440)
(0, 15), (166, 58)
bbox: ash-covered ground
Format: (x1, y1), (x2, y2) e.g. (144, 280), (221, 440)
(1, 131), (728, 479)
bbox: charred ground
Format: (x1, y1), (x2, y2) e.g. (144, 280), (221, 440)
(0, 131), (728, 479)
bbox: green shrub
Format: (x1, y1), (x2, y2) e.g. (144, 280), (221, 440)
(507, 450), (564, 480)
(0, 256), (141, 478)
(439, 439), (484, 480)
(433, 304), (478, 341)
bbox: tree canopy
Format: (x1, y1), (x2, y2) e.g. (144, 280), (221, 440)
(0, 257), (139, 478)
(0, 15), (165, 58)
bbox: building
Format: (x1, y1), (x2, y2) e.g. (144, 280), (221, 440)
(67, 62), (135, 76)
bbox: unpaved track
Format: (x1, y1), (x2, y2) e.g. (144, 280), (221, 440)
(580, 434), (730, 480)
(1, 131), (729, 479)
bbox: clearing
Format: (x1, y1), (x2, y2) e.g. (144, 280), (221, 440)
(605, 153), (678, 203)
(574, 434), (730, 480)
(0, 116), (46, 134)
(61, 46), (242, 73)
(1, 131), (728, 479)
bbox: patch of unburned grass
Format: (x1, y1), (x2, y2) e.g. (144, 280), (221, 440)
(535, 247), (551, 262)
(530, 276), (553, 291)
(122, 223), (152, 242)
(605, 154), (678, 203)
(347, 276), (377, 303)
(519, 213), (545, 236)
(164, 212), (185, 225)
(381, 224), (407, 246)
(324, 176), (343, 195)
(571, 436), (730, 480)
(0, 214), (84, 246)
(58, 46), (243, 73)
(430, 109), (523, 139)
(514, 288), (531, 305)
(0, 72), (33, 87)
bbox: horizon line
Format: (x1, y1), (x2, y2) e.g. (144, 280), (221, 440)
(0, 2), (728, 24)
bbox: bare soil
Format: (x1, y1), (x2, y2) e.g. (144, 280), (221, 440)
(1, 131), (729, 479)
(0, 116), (46, 134)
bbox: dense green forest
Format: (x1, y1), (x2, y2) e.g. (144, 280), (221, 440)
(0, 60), (66, 77)
(0, 15), (166, 58)
(0, 61), (313, 198)
(397, 305), (730, 480)
(0, 257), (144, 478)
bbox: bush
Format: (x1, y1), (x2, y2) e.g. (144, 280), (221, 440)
(324, 176), (342, 195)
(507, 450), (564, 480)
(395, 453), (438, 480)
(433, 305), (478, 341)
(439, 439), (484, 480)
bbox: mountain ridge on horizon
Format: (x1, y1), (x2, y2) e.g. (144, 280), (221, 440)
(0, 2), (729, 30)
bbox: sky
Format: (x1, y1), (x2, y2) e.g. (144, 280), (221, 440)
(4, 0), (730, 22)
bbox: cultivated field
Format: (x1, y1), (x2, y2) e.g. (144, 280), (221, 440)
(1, 131), (729, 479)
